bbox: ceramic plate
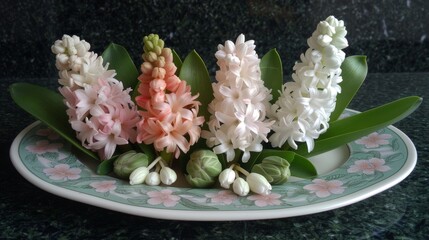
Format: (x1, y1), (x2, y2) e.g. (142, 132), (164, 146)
(10, 112), (417, 221)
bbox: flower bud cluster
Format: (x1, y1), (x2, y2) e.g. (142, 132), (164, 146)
(142, 34), (165, 63)
(51, 34), (108, 88)
(251, 156), (291, 184)
(129, 156), (177, 186)
(269, 16), (348, 152)
(218, 164), (272, 196)
(185, 150), (222, 188)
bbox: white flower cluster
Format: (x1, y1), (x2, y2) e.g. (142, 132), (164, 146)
(202, 34), (273, 163)
(51, 34), (111, 88)
(129, 157), (177, 186)
(269, 16), (348, 152)
(218, 165), (272, 196)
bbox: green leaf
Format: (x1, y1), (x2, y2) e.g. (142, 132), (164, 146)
(136, 143), (156, 162)
(330, 55), (368, 121)
(295, 96), (422, 157)
(179, 50), (213, 122)
(172, 49), (183, 75)
(96, 156), (117, 175)
(9, 83), (99, 161)
(289, 152), (318, 178)
(102, 43), (139, 90)
(260, 49), (283, 103)
(243, 149), (317, 178)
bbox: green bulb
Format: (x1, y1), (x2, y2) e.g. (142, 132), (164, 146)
(185, 150), (222, 188)
(113, 150), (149, 179)
(251, 156), (291, 185)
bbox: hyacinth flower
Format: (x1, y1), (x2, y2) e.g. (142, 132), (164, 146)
(269, 16), (348, 152)
(202, 34), (273, 163)
(52, 34), (140, 160)
(135, 34), (204, 159)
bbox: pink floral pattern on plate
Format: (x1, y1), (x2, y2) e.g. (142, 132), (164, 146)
(355, 132), (391, 148)
(247, 193), (282, 207)
(205, 190), (238, 205)
(303, 179), (346, 198)
(90, 180), (117, 193)
(347, 158), (391, 175)
(36, 128), (60, 140)
(147, 189), (180, 207)
(25, 140), (63, 154)
(43, 164), (81, 181)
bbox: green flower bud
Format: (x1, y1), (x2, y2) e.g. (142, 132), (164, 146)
(185, 150), (222, 188)
(143, 34), (165, 59)
(251, 156), (291, 185)
(113, 150), (149, 179)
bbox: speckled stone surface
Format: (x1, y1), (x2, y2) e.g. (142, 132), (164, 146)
(0, 0), (428, 78)
(1, 0), (428, 239)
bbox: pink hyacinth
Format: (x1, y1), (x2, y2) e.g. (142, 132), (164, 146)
(64, 77), (139, 160)
(52, 35), (140, 160)
(135, 34), (204, 158)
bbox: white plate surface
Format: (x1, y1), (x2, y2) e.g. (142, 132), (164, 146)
(10, 118), (416, 221)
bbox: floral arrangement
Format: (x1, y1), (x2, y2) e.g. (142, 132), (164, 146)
(10, 16), (421, 197)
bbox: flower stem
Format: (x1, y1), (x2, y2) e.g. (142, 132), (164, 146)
(234, 165), (250, 176)
(154, 163), (161, 173)
(148, 156), (162, 170)
(159, 160), (166, 168)
(160, 150), (174, 166)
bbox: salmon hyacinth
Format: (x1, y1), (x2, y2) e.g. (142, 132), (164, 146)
(135, 34), (204, 158)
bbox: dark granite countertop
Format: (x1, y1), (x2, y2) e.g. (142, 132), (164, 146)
(1, 0), (428, 78)
(1, 72), (427, 239)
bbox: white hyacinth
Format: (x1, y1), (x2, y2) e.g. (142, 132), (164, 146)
(202, 34), (273, 163)
(51, 34), (109, 88)
(269, 16), (348, 152)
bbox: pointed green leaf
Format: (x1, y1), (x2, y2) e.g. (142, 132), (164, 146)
(260, 49), (283, 103)
(137, 143), (156, 162)
(243, 151), (263, 172)
(331, 55), (368, 121)
(179, 50), (213, 122)
(172, 49), (183, 75)
(296, 96), (422, 157)
(9, 83), (99, 161)
(289, 152), (318, 178)
(96, 156), (117, 175)
(102, 43), (139, 90)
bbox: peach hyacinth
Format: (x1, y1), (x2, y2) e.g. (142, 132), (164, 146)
(135, 34), (204, 158)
